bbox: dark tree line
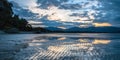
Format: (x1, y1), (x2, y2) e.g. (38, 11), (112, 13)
(0, 0), (32, 31)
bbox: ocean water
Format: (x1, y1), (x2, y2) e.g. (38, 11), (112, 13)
(0, 33), (120, 60)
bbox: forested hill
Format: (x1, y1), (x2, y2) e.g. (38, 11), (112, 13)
(0, 0), (32, 33)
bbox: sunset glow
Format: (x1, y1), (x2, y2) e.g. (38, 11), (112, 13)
(93, 23), (112, 27)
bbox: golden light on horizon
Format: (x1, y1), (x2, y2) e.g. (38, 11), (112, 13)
(93, 23), (112, 27)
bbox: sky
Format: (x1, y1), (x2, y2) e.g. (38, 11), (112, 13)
(8, 0), (120, 28)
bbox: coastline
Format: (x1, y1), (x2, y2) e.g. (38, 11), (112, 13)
(0, 30), (120, 34)
(0, 30), (5, 34)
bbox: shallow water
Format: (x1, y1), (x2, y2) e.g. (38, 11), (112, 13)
(0, 33), (120, 60)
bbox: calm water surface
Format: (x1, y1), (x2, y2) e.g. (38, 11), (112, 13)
(0, 33), (120, 60)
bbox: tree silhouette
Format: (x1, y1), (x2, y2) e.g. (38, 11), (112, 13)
(0, 0), (32, 31)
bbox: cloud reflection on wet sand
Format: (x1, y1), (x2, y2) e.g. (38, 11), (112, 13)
(14, 34), (120, 60)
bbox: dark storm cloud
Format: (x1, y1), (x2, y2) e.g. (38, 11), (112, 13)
(37, 0), (69, 9)
(37, 0), (101, 10)
(59, 4), (82, 10)
(37, 0), (84, 10)
(92, 0), (120, 27)
(69, 12), (89, 17)
(70, 13), (84, 17)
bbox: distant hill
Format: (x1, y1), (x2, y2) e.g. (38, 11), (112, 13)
(37, 26), (120, 33)
(44, 27), (64, 32)
(65, 27), (120, 33)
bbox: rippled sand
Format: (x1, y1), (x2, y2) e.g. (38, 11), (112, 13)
(0, 33), (120, 60)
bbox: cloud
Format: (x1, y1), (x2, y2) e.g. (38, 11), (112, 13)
(8, 0), (120, 27)
(9, 0), (38, 20)
(94, 0), (120, 27)
(36, 0), (101, 27)
(28, 20), (42, 24)
(93, 23), (112, 27)
(9, 0), (38, 8)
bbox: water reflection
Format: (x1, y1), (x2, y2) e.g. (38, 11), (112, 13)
(0, 34), (120, 60)
(79, 39), (90, 43)
(93, 39), (111, 44)
(58, 37), (66, 40)
(14, 34), (120, 60)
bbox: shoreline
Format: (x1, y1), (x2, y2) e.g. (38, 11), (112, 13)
(0, 30), (120, 34)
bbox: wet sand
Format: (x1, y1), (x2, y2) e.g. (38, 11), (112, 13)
(0, 33), (120, 60)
